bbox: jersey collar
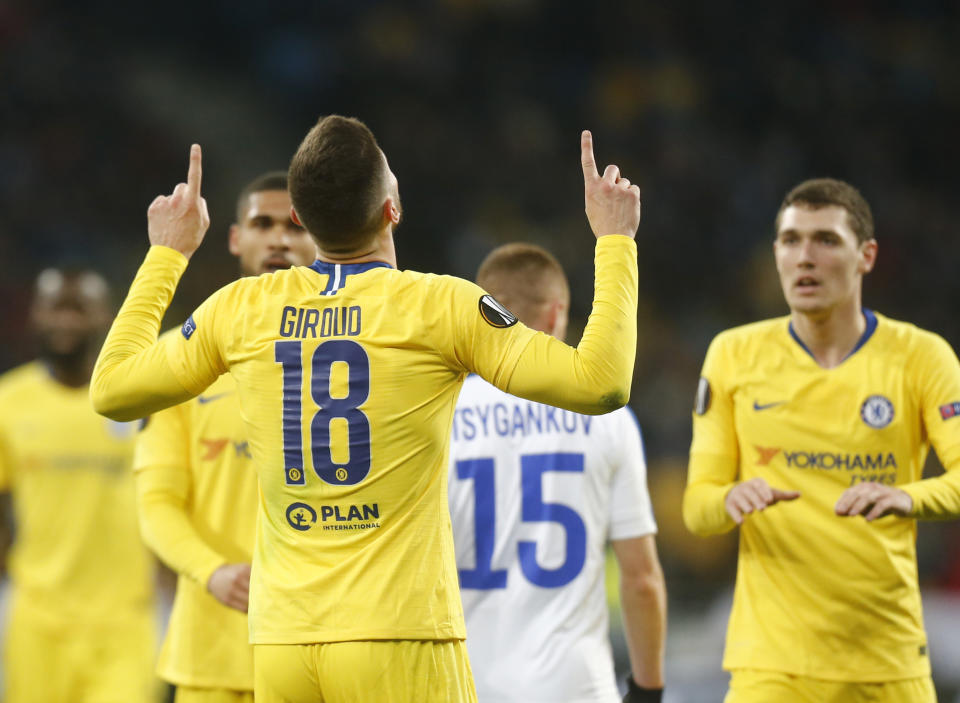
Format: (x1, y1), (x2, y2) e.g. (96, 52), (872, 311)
(308, 260), (393, 296)
(788, 308), (878, 364)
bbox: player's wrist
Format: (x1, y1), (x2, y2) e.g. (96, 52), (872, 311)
(622, 673), (663, 703)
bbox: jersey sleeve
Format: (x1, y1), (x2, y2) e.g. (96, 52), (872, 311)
(0, 418), (12, 492)
(442, 235), (638, 415)
(608, 408), (657, 541)
(161, 282), (232, 395)
(683, 334), (740, 535)
(133, 404), (227, 586)
(900, 332), (960, 519)
(91, 246), (226, 421)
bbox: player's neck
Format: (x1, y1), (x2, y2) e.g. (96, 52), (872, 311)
(315, 228), (397, 269)
(790, 301), (866, 369)
(42, 355), (93, 388)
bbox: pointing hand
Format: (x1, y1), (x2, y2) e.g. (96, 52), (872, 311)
(580, 130), (642, 239)
(147, 144), (211, 258)
(725, 478), (801, 525)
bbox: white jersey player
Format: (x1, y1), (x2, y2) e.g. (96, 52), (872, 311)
(448, 244), (666, 703)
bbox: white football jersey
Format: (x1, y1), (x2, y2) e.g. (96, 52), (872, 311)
(448, 374), (657, 703)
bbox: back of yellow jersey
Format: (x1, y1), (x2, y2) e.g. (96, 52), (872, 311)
(164, 261), (540, 643)
(0, 363), (154, 624)
(689, 311), (960, 680)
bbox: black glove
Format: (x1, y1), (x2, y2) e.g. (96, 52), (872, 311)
(622, 674), (663, 703)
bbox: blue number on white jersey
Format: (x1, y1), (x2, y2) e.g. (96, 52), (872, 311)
(455, 452), (587, 590)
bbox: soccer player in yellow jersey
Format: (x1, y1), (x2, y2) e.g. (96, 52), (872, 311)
(683, 178), (960, 703)
(90, 115), (641, 703)
(134, 171), (317, 703)
(0, 268), (156, 703)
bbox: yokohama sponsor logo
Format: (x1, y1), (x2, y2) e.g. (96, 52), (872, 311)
(783, 451), (897, 471)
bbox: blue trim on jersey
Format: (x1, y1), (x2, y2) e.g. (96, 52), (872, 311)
(623, 405), (648, 462)
(309, 260), (393, 296)
(788, 308), (877, 363)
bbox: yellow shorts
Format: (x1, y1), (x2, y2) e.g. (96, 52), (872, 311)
(3, 602), (158, 703)
(254, 640), (477, 703)
(174, 686), (253, 703)
(725, 669), (937, 703)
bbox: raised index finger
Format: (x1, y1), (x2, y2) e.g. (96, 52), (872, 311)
(581, 130), (599, 182)
(187, 143), (202, 197)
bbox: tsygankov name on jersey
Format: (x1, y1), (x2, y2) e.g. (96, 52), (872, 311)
(452, 402), (593, 441)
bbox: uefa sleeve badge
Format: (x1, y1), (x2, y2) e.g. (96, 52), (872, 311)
(478, 295), (518, 329)
(694, 377), (711, 415)
(181, 314), (197, 340)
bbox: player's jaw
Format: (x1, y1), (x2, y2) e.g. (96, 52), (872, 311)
(258, 253), (297, 275)
(785, 272), (828, 311)
(781, 267), (857, 317)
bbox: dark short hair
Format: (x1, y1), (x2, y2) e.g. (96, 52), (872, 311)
(288, 115), (387, 253)
(34, 267), (111, 306)
(235, 171), (288, 222)
(476, 243), (569, 326)
(775, 178), (875, 243)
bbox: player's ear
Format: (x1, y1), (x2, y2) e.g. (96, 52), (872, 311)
(859, 238), (878, 274)
(290, 207), (303, 227)
(548, 299), (568, 341)
(228, 224), (241, 256)
(384, 197), (400, 226)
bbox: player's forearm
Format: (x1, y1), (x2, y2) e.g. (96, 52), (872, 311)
(901, 469), (960, 520)
(136, 467), (226, 586)
(683, 453), (738, 535)
(91, 246), (193, 421)
(619, 566), (667, 689)
(506, 236), (637, 414)
(682, 482), (737, 535)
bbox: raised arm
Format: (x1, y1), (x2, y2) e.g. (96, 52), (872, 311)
(91, 145), (213, 420)
(494, 131), (641, 414)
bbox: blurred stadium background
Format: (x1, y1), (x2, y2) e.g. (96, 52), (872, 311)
(2, 0), (959, 700)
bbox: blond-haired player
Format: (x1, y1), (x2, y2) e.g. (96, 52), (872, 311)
(134, 172), (317, 703)
(449, 243), (666, 703)
(0, 269), (156, 703)
(684, 178), (960, 703)
(90, 115), (641, 703)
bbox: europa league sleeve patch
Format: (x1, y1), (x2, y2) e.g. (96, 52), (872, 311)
(478, 295), (519, 329)
(181, 314), (197, 340)
(694, 376), (711, 415)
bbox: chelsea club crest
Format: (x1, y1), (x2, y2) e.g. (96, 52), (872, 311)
(860, 395), (894, 429)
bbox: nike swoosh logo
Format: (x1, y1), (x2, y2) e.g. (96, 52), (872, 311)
(198, 392), (232, 405)
(753, 401), (785, 411)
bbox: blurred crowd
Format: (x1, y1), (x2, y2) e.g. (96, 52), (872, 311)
(2, 0), (960, 698)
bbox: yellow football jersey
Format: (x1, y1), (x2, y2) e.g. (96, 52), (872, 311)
(0, 362), (154, 623)
(91, 238), (637, 645)
(134, 372), (257, 689)
(685, 310), (960, 681)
